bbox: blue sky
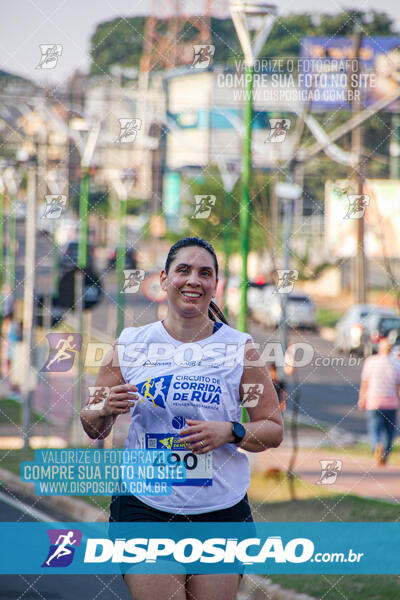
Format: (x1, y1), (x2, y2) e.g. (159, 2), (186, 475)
(1, 0), (400, 85)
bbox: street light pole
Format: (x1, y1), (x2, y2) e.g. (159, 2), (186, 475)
(238, 63), (254, 331)
(116, 192), (127, 337)
(108, 173), (134, 337)
(275, 172), (302, 379)
(230, 0), (277, 331)
(69, 120), (100, 447)
(216, 159), (240, 319)
(71, 165), (89, 447)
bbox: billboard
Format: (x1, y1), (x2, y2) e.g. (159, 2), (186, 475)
(300, 37), (400, 111)
(325, 179), (400, 258)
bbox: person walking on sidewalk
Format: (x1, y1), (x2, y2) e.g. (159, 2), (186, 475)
(358, 337), (400, 465)
(268, 363), (287, 412)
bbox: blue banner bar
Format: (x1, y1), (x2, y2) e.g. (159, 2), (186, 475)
(1, 522), (399, 574)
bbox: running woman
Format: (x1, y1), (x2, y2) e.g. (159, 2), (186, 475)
(81, 237), (283, 600)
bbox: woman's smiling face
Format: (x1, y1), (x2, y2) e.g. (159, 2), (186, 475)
(161, 246), (218, 317)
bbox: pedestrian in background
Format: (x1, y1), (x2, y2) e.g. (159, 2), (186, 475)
(268, 363), (287, 412)
(358, 337), (400, 465)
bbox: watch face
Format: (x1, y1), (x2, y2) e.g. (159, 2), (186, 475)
(232, 421), (245, 442)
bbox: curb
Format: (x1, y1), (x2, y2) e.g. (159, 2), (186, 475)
(0, 467), (106, 522)
(282, 409), (361, 447)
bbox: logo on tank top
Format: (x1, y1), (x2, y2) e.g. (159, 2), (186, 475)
(172, 375), (222, 408)
(136, 375), (173, 409)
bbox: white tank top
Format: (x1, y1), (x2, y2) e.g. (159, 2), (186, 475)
(117, 320), (252, 514)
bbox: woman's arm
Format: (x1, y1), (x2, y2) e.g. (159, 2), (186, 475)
(80, 341), (137, 439)
(179, 341), (284, 453)
(357, 378), (368, 410)
(357, 360), (369, 410)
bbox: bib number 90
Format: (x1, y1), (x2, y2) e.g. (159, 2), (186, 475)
(168, 452), (198, 470)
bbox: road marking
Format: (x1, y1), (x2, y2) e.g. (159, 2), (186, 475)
(0, 490), (52, 522)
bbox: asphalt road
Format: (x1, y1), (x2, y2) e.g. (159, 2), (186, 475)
(0, 489), (130, 600)
(247, 322), (366, 435)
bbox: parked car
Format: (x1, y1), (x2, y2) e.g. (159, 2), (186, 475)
(259, 288), (317, 330)
(335, 304), (397, 355)
(360, 313), (400, 356)
(106, 245), (137, 270)
(60, 241), (95, 271)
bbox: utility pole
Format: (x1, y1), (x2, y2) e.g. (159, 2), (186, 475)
(21, 152), (38, 449)
(389, 113), (400, 180)
(351, 26), (366, 304)
(116, 187), (127, 337)
(275, 169), (303, 388)
(3, 167), (20, 295)
(0, 175), (4, 355)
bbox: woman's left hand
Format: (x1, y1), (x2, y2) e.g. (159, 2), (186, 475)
(178, 419), (233, 454)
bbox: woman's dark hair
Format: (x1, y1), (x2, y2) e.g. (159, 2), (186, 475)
(164, 237), (228, 324)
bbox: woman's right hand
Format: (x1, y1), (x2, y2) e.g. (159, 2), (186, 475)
(101, 383), (138, 416)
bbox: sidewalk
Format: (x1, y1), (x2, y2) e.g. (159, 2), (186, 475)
(253, 427), (400, 504)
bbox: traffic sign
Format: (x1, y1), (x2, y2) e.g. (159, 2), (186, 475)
(141, 273), (168, 303)
(275, 182), (302, 199)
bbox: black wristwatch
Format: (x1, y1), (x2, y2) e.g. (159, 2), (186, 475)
(231, 421), (246, 444)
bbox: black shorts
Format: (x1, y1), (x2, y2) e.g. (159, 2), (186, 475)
(109, 493), (254, 523)
(109, 495), (253, 578)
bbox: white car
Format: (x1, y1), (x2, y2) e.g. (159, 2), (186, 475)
(335, 304), (397, 354)
(258, 288), (317, 329)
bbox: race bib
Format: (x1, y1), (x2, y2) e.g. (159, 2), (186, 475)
(141, 434), (212, 486)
